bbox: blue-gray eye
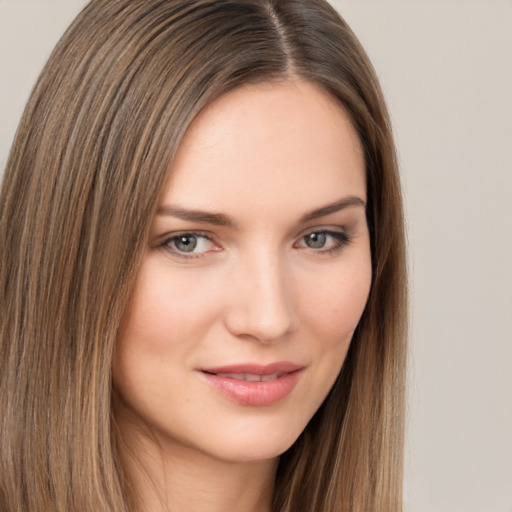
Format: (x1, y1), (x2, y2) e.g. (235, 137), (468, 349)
(297, 230), (350, 253)
(164, 233), (216, 256)
(173, 235), (198, 252)
(304, 232), (327, 249)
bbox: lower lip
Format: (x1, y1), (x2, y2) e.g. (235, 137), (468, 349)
(200, 370), (303, 406)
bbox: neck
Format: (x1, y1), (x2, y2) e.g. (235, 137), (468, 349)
(116, 420), (277, 512)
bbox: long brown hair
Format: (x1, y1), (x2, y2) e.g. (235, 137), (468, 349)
(0, 1), (407, 510)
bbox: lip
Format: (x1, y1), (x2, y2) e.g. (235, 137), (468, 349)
(199, 362), (304, 406)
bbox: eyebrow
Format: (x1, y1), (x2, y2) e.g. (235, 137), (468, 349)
(300, 196), (366, 222)
(156, 205), (235, 226)
(156, 196), (365, 227)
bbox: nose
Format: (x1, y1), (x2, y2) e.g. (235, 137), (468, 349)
(223, 250), (296, 343)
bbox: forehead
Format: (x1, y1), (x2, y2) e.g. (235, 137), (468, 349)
(161, 80), (366, 221)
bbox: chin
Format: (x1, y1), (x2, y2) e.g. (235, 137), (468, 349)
(193, 418), (306, 464)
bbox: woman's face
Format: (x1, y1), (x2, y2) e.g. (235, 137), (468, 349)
(113, 80), (372, 464)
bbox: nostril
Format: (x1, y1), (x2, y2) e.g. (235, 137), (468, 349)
(223, 294), (294, 343)
(223, 257), (296, 342)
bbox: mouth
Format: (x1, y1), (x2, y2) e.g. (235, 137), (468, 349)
(199, 362), (304, 406)
(204, 371), (286, 382)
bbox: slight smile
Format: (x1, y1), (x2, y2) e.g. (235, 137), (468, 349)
(199, 362), (305, 406)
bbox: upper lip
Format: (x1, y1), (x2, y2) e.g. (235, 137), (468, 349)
(200, 361), (304, 376)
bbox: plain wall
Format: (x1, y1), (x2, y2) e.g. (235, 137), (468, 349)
(1, 1), (511, 511)
(334, 2), (512, 511)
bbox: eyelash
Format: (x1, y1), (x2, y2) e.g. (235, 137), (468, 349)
(160, 231), (217, 260)
(160, 229), (352, 260)
(295, 229), (353, 255)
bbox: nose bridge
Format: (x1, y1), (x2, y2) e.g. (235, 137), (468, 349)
(225, 245), (295, 343)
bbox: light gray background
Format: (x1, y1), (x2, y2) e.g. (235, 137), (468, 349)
(1, 1), (511, 511)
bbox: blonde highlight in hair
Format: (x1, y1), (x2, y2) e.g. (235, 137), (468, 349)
(0, 1), (407, 511)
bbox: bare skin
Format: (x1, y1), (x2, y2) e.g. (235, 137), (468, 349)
(113, 79), (371, 512)
(115, 412), (276, 511)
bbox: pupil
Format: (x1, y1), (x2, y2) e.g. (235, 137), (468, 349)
(176, 235), (197, 252)
(306, 232), (326, 249)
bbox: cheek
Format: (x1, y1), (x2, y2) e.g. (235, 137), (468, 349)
(113, 261), (221, 410)
(298, 260), (372, 345)
(289, 258), (371, 427)
(117, 260), (221, 355)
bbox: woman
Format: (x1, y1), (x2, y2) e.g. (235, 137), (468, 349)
(0, 1), (407, 511)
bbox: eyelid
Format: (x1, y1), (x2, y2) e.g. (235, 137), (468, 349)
(159, 230), (221, 259)
(156, 226), (353, 260)
(297, 226), (349, 241)
(294, 227), (352, 252)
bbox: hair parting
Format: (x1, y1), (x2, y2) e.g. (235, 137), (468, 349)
(0, 1), (407, 511)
